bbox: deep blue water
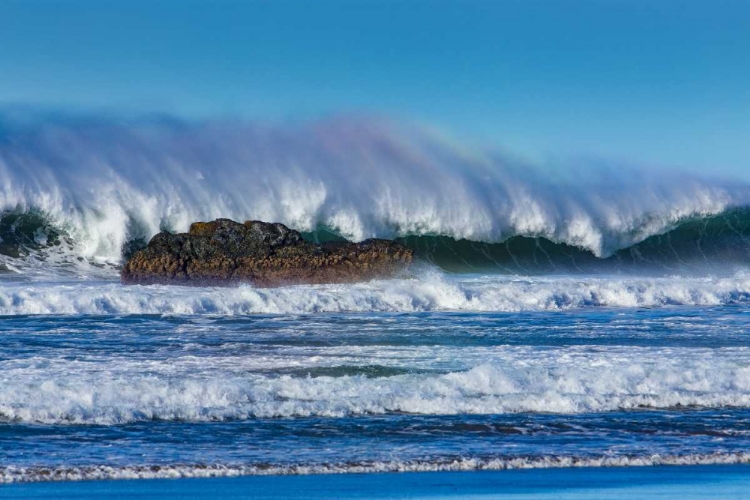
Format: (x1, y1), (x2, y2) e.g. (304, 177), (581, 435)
(2, 273), (750, 483)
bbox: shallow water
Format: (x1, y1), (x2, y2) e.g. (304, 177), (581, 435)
(2, 273), (750, 483)
(4, 465), (750, 499)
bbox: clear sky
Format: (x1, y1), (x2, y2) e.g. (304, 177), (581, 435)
(1, 0), (749, 176)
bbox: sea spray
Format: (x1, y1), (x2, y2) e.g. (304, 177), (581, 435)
(2, 113), (749, 268)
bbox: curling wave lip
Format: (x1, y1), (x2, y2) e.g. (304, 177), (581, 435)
(1, 114), (748, 267)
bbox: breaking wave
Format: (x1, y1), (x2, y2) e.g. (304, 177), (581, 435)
(3, 343), (750, 424)
(3, 453), (750, 483)
(1, 112), (749, 275)
(2, 272), (750, 315)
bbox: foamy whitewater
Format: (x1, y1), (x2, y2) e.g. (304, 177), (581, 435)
(1, 113), (750, 265)
(2, 114), (750, 484)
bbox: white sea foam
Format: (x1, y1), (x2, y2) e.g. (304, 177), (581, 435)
(1, 114), (748, 265)
(2, 272), (750, 316)
(3, 453), (750, 483)
(3, 341), (750, 424)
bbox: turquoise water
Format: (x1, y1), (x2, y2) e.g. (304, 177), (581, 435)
(4, 465), (750, 499)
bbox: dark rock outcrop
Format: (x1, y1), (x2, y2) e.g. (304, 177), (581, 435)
(121, 219), (413, 286)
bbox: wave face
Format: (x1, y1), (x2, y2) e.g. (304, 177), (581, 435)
(1, 112), (750, 274)
(399, 208), (750, 272)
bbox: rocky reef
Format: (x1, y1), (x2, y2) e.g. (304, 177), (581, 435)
(121, 219), (413, 286)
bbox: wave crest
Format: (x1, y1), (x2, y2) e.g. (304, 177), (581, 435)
(1, 113), (749, 272)
(2, 273), (750, 316)
(4, 341), (750, 424)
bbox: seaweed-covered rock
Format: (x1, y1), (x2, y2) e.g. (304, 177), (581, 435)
(121, 219), (412, 286)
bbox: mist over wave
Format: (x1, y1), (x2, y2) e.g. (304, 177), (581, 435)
(2, 111), (749, 272)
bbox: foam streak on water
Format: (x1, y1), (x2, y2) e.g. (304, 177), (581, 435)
(2, 273), (750, 315)
(2, 291), (750, 483)
(5, 453), (750, 484)
(3, 346), (750, 424)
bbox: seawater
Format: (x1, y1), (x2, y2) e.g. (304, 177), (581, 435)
(2, 272), (750, 483)
(2, 114), (750, 485)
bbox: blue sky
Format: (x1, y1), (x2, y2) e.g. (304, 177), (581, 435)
(1, 0), (749, 176)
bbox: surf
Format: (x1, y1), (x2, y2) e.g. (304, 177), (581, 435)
(2, 112), (749, 276)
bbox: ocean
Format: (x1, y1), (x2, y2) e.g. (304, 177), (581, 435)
(2, 272), (750, 485)
(1, 116), (750, 495)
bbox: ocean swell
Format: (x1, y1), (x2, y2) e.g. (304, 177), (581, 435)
(1, 112), (749, 274)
